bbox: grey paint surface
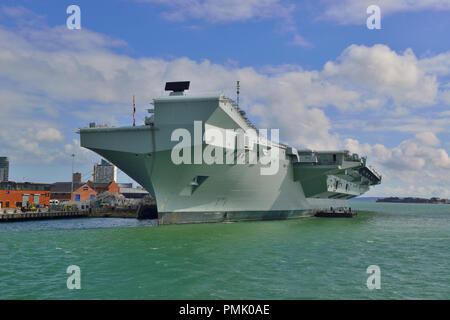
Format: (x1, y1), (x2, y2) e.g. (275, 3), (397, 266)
(80, 93), (381, 224)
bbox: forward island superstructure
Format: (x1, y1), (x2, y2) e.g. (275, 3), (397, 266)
(79, 82), (381, 224)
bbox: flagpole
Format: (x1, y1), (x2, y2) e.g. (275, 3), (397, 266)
(133, 95), (136, 127)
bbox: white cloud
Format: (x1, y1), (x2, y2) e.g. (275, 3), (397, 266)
(344, 135), (450, 197)
(335, 116), (450, 135)
(139, 0), (294, 22)
(323, 44), (438, 109)
(0, 14), (449, 196)
(289, 34), (312, 47)
(0, 23), (347, 150)
(376, 184), (450, 198)
(137, 0), (307, 47)
(321, 0), (450, 24)
(0, 6), (45, 27)
(0, 26), (447, 151)
(36, 128), (64, 142)
(440, 90), (450, 105)
(0, 126), (66, 163)
(415, 132), (440, 146)
(420, 52), (450, 77)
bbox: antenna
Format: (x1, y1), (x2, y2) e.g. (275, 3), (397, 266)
(236, 80), (240, 107)
(133, 95), (136, 127)
(165, 81), (190, 92)
(71, 154), (75, 200)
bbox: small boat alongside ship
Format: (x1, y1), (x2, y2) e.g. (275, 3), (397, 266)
(314, 207), (357, 218)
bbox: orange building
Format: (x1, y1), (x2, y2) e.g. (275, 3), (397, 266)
(0, 182), (51, 209)
(89, 181), (120, 194)
(72, 181), (119, 201)
(72, 183), (96, 201)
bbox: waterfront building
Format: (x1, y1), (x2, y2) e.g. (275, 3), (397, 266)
(72, 180), (120, 201)
(117, 182), (133, 188)
(72, 183), (96, 201)
(50, 182), (84, 201)
(0, 181), (51, 208)
(120, 187), (150, 199)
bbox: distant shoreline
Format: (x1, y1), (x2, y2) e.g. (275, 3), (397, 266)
(376, 197), (449, 204)
(350, 197), (449, 204)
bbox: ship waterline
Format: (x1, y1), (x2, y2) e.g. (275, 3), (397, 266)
(79, 84), (381, 224)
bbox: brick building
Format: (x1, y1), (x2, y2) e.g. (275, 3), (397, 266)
(73, 183), (97, 201)
(72, 181), (119, 201)
(50, 182), (84, 201)
(0, 182), (51, 209)
(88, 181), (120, 194)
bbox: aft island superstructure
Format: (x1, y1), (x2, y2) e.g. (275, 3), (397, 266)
(79, 82), (381, 224)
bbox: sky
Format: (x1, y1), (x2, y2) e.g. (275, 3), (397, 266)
(0, 0), (449, 198)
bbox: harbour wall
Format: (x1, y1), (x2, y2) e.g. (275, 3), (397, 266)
(0, 210), (88, 222)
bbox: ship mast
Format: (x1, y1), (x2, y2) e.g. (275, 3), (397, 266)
(236, 81), (240, 107)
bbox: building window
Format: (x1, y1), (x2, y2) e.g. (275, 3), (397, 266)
(75, 194), (81, 201)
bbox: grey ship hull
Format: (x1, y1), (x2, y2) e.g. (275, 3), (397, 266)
(80, 93), (381, 225)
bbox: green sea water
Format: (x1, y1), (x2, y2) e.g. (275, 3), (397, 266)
(0, 202), (449, 299)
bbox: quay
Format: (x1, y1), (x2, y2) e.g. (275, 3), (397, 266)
(0, 210), (88, 222)
(0, 204), (156, 222)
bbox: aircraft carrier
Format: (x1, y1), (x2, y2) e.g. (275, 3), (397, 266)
(79, 81), (381, 224)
